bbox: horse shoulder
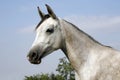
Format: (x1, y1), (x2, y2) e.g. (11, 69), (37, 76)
(79, 47), (120, 80)
(94, 48), (120, 80)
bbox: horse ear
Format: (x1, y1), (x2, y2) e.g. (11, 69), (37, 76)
(37, 6), (45, 19)
(45, 4), (58, 19)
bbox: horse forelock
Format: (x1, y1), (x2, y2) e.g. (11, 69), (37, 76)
(35, 14), (50, 30)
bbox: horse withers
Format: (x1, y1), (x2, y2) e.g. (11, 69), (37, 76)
(27, 4), (120, 80)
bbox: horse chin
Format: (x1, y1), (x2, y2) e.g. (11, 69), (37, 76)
(27, 56), (42, 65)
(30, 59), (41, 65)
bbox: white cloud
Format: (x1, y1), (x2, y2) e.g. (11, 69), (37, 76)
(19, 5), (34, 13)
(19, 16), (120, 34)
(64, 15), (120, 50)
(18, 16), (120, 36)
(64, 16), (120, 31)
(18, 26), (35, 34)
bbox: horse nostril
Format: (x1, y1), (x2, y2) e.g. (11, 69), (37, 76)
(31, 52), (37, 58)
(28, 50), (38, 61)
(31, 51), (38, 60)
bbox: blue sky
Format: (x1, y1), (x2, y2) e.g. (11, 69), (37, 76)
(0, 0), (120, 80)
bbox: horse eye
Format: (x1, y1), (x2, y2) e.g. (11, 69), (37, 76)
(46, 28), (54, 33)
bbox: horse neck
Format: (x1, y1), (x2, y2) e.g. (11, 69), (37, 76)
(60, 19), (102, 71)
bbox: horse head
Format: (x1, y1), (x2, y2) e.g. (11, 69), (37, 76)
(27, 4), (63, 64)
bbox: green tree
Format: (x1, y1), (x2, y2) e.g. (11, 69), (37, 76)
(56, 57), (75, 80)
(24, 57), (75, 80)
(24, 73), (64, 80)
(24, 74), (49, 80)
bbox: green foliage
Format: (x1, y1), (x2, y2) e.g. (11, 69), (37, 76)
(24, 73), (64, 80)
(24, 57), (75, 80)
(56, 57), (75, 80)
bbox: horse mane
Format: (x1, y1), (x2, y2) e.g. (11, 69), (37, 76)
(63, 19), (111, 47)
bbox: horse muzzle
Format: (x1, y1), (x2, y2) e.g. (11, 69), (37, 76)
(27, 45), (42, 64)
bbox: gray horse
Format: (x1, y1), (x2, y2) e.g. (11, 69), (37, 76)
(27, 4), (120, 80)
